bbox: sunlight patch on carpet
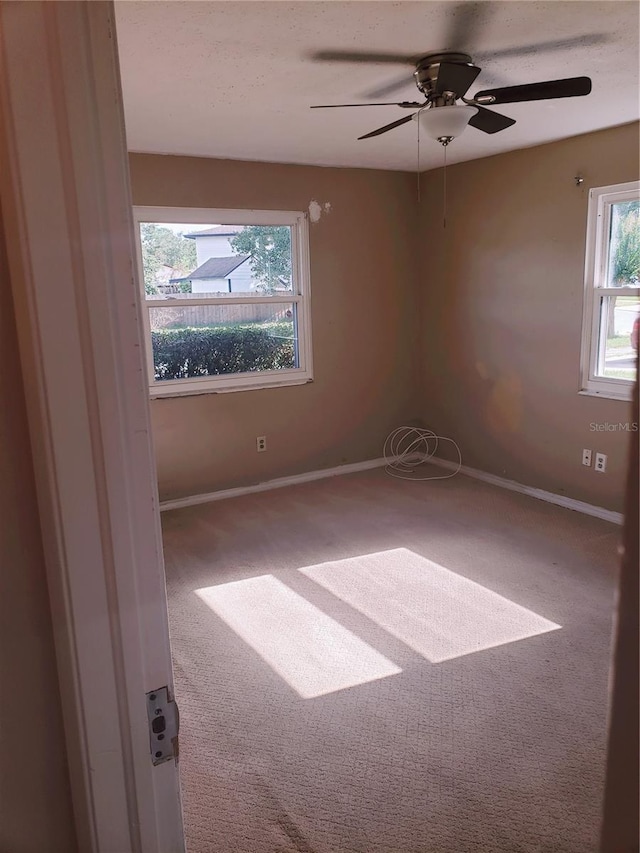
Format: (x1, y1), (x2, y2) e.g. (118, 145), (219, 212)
(300, 548), (561, 663)
(196, 574), (401, 698)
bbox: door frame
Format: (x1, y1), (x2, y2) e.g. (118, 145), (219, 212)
(0, 3), (184, 851)
(1, 4), (635, 853)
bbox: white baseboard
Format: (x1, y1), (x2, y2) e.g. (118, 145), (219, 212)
(160, 453), (623, 526)
(159, 456), (389, 512)
(425, 456), (623, 525)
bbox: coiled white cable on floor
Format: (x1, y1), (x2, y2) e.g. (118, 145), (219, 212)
(383, 426), (462, 481)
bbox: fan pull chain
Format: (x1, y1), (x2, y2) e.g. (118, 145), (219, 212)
(443, 142), (447, 229)
(416, 114), (421, 203)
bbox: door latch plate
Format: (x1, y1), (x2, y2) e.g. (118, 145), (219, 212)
(146, 686), (179, 765)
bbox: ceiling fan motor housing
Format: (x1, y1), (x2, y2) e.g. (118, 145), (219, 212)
(414, 52), (474, 104)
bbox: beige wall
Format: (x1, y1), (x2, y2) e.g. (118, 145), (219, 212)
(132, 130), (637, 512)
(129, 154), (420, 501)
(418, 123), (639, 513)
(0, 210), (77, 852)
(0, 126), (634, 852)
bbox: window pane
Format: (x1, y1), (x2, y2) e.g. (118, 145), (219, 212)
(605, 200), (640, 288)
(149, 303), (298, 382)
(597, 294), (639, 382)
(139, 222), (293, 299)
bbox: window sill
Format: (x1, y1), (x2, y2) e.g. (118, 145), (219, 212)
(578, 387), (633, 402)
(150, 374), (313, 399)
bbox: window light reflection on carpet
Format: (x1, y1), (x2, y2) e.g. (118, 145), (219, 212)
(196, 574), (401, 698)
(300, 548), (561, 663)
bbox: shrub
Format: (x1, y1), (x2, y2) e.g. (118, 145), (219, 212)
(151, 322), (295, 380)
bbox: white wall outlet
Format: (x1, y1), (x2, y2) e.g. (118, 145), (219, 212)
(582, 449), (592, 467)
(594, 452), (607, 473)
(256, 436), (267, 452)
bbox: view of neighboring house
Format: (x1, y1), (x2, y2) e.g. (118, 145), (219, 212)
(171, 225), (254, 294)
(179, 253), (252, 293)
(185, 225), (243, 265)
(153, 262), (193, 295)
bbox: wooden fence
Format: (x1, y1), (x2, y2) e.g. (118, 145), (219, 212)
(150, 301), (291, 330)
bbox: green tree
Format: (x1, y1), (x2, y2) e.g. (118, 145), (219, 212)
(606, 201), (639, 338)
(609, 200), (639, 285)
(140, 223), (197, 295)
(230, 225), (292, 293)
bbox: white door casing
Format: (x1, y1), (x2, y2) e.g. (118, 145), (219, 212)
(0, 3), (184, 851)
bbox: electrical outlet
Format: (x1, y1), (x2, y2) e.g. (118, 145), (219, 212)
(256, 436), (267, 452)
(594, 452), (607, 473)
(582, 449), (592, 467)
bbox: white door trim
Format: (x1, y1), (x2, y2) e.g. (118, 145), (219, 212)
(0, 3), (184, 851)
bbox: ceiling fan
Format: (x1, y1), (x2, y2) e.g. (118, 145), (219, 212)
(309, 5), (597, 146)
(311, 53), (591, 144)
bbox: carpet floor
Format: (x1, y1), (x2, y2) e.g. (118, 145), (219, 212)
(161, 468), (619, 853)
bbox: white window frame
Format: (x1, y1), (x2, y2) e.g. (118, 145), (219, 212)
(133, 206), (313, 397)
(580, 181), (640, 401)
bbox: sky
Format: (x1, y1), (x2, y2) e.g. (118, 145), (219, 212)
(161, 222), (218, 235)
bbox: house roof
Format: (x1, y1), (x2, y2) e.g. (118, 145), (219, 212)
(173, 254), (250, 281)
(183, 225), (244, 240)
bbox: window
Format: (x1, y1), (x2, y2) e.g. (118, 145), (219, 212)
(133, 207), (313, 396)
(580, 182), (639, 400)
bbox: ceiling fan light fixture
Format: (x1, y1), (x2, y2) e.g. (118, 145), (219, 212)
(413, 104), (478, 144)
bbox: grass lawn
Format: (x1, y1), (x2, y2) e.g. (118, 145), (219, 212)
(607, 334), (631, 350)
(604, 367), (636, 380)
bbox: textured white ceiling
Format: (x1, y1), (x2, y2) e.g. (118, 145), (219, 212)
(115, 1), (640, 172)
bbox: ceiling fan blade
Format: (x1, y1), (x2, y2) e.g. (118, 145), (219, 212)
(475, 33), (607, 62)
(311, 49), (417, 65)
(358, 114), (415, 140)
(311, 101), (422, 109)
(435, 61), (481, 97)
(468, 107), (516, 134)
(362, 73), (416, 100)
(474, 76), (591, 105)
(446, 2), (491, 50)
